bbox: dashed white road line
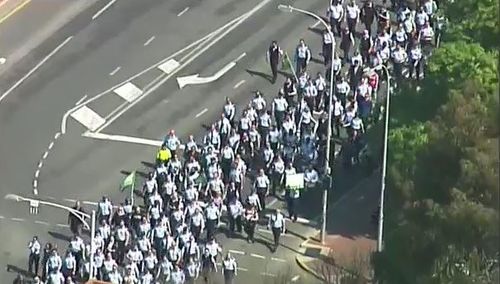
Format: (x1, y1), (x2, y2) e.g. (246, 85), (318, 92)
(260, 272), (276, 277)
(48, 141), (55, 150)
(34, 220), (50, 225)
(291, 275), (300, 282)
(271, 257), (286, 262)
(54, 132), (61, 140)
(250, 253), (265, 259)
(0, 215), (4, 219)
(64, 198), (77, 203)
(195, 108), (208, 118)
(109, 66), (121, 76)
(233, 79), (246, 89)
(229, 249), (245, 255)
(92, 0), (117, 20)
(56, 223), (69, 228)
(11, 218), (25, 222)
(177, 6), (189, 17)
(75, 95), (88, 106)
(238, 267), (249, 272)
(82, 201), (98, 206)
(0, 36), (73, 104)
(143, 36), (155, 46)
(310, 20), (321, 29)
(35, 170), (40, 178)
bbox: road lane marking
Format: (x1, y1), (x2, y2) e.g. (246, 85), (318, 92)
(271, 257), (286, 262)
(250, 253), (265, 259)
(64, 198), (77, 203)
(0, 0), (31, 25)
(35, 169), (40, 178)
(109, 66), (121, 76)
(42, 151), (49, 159)
(70, 106), (106, 132)
(157, 59), (180, 74)
(238, 267), (249, 272)
(0, 36), (73, 104)
(56, 224), (69, 228)
(113, 82), (143, 102)
(0, 215), (4, 219)
(265, 214), (311, 224)
(0, 57), (5, 64)
(92, 0), (116, 20)
(48, 141), (54, 150)
(260, 272), (276, 277)
(291, 275), (300, 282)
(93, 0), (272, 133)
(82, 201), (98, 205)
(310, 20), (321, 29)
(143, 36), (155, 46)
(38, 161), (43, 168)
(195, 108), (208, 118)
(75, 95), (88, 106)
(82, 132), (163, 147)
(34, 220), (50, 225)
(54, 132), (61, 139)
(177, 6), (189, 17)
(233, 79), (246, 89)
(33, 179), (38, 188)
(229, 250), (245, 255)
(11, 218), (24, 222)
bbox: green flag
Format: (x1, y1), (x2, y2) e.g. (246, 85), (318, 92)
(120, 171), (136, 191)
(282, 52), (291, 71)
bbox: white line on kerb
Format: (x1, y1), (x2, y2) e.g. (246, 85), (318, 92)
(143, 36), (155, 46)
(92, 0), (272, 133)
(75, 95), (88, 106)
(250, 253), (265, 259)
(92, 0), (117, 20)
(228, 250), (245, 255)
(233, 79), (246, 89)
(109, 66), (121, 76)
(11, 218), (25, 222)
(177, 7), (189, 17)
(195, 108), (208, 118)
(0, 36), (73, 104)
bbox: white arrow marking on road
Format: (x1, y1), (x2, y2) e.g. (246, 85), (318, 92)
(82, 132), (163, 147)
(0, 57), (6, 64)
(176, 53), (246, 89)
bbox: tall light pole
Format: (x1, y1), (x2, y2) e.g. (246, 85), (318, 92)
(373, 64), (391, 252)
(5, 194), (97, 279)
(278, 4), (335, 245)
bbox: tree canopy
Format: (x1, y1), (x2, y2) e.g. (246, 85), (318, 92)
(372, 1), (499, 283)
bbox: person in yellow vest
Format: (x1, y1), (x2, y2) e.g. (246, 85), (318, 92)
(156, 145), (171, 165)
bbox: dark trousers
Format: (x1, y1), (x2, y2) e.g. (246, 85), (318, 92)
(272, 227), (282, 250)
(229, 215), (242, 234)
(330, 18), (342, 35)
(191, 224), (202, 242)
(224, 270), (235, 284)
(296, 57), (307, 75)
(257, 188), (267, 211)
(409, 59), (422, 80)
(274, 111), (285, 130)
(393, 62), (403, 81)
(116, 240), (126, 264)
(270, 61), (279, 83)
(347, 18), (357, 34)
(206, 219), (218, 240)
(28, 253), (40, 275)
(245, 221), (256, 242)
(322, 43), (333, 66)
(287, 197), (299, 221)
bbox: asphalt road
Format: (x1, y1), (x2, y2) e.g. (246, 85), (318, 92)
(0, 0), (382, 282)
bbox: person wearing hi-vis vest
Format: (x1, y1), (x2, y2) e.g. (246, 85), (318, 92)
(156, 144), (171, 166)
(222, 252), (238, 284)
(268, 209), (286, 253)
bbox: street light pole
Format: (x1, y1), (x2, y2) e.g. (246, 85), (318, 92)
(373, 65), (391, 252)
(4, 194), (97, 279)
(277, 4), (335, 245)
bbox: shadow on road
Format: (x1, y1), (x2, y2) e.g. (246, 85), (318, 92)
(48, 231), (71, 242)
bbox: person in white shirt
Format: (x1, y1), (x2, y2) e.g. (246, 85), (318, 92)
(46, 249), (62, 275)
(107, 265), (123, 284)
(346, 0), (360, 34)
(322, 29), (334, 66)
(164, 129), (181, 152)
(391, 44), (408, 81)
(61, 251), (76, 279)
(170, 264), (186, 284)
(336, 76), (350, 106)
(223, 97), (236, 123)
(295, 39), (311, 75)
(273, 92), (288, 129)
(46, 270), (65, 284)
(315, 72), (327, 111)
(409, 44), (423, 80)
(222, 253), (238, 284)
(115, 220), (130, 264)
(227, 198), (244, 236)
(271, 155), (285, 196)
(268, 209), (286, 252)
(327, 0), (344, 35)
(415, 6), (429, 31)
(205, 201), (220, 240)
(419, 22), (434, 48)
(333, 96), (345, 136)
(304, 166), (319, 188)
(98, 196), (113, 224)
(28, 236), (41, 276)
(93, 248), (105, 280)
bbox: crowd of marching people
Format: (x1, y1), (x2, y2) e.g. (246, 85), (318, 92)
(22, 0), (442, 283)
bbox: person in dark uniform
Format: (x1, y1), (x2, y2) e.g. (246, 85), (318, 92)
(359, 30), (373, 64)
(68, 201), (85, 236)
(266, 41), (283, 84)
(361, 0), (375, 36)
(340, 27), (355, 63)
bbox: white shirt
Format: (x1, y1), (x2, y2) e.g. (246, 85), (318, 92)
(223, 258), (237, 271)
(269, 213), (285, 229)
(346, 4), (360, 19)
(47, 272), (64, 284)
(273, 97), (288, 112)
(99, 200), (112, 216)
(205, 205), (219, 220)
(315, 76), (326, 91)
(259, 112), (271, 128)
(255, 175), (270, 188)
(415, 11), (428, 26)
(296, 45), (311, 60)
(223, 103), (235, 120)
(252, 96), (266, 111)
(328, 4), (343, 20)
(304, 169), (319, 185)
(28, 240), (41, 255)
(323, 32), (334, 45)
(63, 255), (76, 270)
(410, 47), (422, 61)
(333, 101), (344, 116)
(392, 49), (407, 63)
(170, 270), (185, 284)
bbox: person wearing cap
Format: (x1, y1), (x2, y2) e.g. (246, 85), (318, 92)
(28, 236), (41, 276)
(266, 41), (283, 84)
(268, 209), (286, 252)
(222, 252), (238, 284)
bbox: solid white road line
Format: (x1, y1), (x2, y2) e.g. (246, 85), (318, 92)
(75, 95), (88, 106)
(64, 198), (77, 203)
(93, 0), (272, 133)
(233, 79), (246, 89)
(0, 36), (73, 104)
(70, 105), (106, 132)
(143, 36), (156, 46)
(228, 249), (245, 255)
(113, 82), (143, 102)
(195, 108), (208, 118)
(92, 0), (117, 20)
(82, 132), (163, 147)
(109, 66), (121, 76)
(250, 253), (265, 259)
(177, 6), (189, 17)
(0, 216), (4, 219)
(11, 218), (24, 222)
